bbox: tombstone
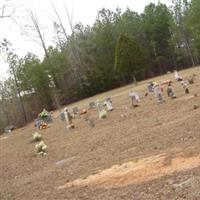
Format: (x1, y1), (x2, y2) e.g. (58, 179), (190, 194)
(60, 112), (66, 122)
(61, 108), (75, 130)
(174, 70), (183, 81)
(72, 107), (79, 115)
(133, 75), (137, 85)
(188, 76), (194, 84)
(167, 84), (176, 99)
(88, 119), (95, 127)
(147, 82), (154, 93)
(4, 125), (14, 134)
(185, 88), (189, 94)
(105, 97), (112, 103)
(167, 87), (176, 99)
(34, 119), (43, 129)
(38, 108), (53, 124)
(104, 98), (113, 111)
(84, 114), (95, 127)
(193, 105), (199, 110)
(129, 91), (140, 107)
(153, 85), (164, 103)
(89, 102), (96, 109)
(42, 115), (53, 123)
(96, 102), (107, 119)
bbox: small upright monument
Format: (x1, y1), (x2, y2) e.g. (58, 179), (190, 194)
(104, 97), (113, 111)
(60, 107), (75, 130)
(129, 90), (140, 107)
(96, 100), (107, 119)
(153, 82), (165, 103)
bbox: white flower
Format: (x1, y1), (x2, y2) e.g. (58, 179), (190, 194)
(33, 132), (42, 142)
(35, 141), (47, 154)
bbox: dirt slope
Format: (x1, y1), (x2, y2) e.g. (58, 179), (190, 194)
(0, 67), (200, 200)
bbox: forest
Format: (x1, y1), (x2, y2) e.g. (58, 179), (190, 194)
(0, 0), (200, 132)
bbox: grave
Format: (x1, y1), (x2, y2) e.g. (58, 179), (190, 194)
(129, 91), (140, 107)
(89, 102), (96, 109)
(60, 108), (75, 130)
(104, 97), (113, 111)
(72, 107), (79, 115)
(96, 101), (107, 119)
(84, 114), (95, 127)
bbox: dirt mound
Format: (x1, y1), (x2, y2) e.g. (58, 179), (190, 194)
(58, 153), (200, 189)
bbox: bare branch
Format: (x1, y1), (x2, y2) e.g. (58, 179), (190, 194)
(27, 10), (49, 60)
(64, 3), (74, 33)
(51, 3), (68, 40)
(0, 0), (15, 19)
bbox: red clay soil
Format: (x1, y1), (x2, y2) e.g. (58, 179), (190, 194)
(0, 67), (200, 200)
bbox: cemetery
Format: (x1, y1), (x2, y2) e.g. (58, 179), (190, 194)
(0, 67), (200, 199)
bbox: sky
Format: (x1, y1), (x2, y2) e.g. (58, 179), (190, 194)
(0, 0), (173, 80)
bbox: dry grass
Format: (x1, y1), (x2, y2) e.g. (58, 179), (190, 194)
(0, 66), (200, 200)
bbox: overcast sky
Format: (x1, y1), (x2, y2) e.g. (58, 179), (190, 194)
(0, 0), (172, 80)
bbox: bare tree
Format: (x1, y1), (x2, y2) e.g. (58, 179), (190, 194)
(25, 10), (50, 61)
(0, 81), (10, 125)
(1, 40), (28, 123)
(51, 3), (68, 41)
(7, 53), (28, 123)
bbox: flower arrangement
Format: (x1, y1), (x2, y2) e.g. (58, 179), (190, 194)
(35, 141), (47, 155)
(33, 132), (42, 142)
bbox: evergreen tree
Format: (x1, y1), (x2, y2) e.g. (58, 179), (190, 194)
(115, 35), (145, 81)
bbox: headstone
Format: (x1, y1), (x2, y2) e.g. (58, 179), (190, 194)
(167, 84), (176, 99)
(185, 88), (189, 94)
(88, 119), (95, 127)
(174, 70), (183, 81)
(34, 119), (44, 129)
(61, 108), (75, 130)
(188, 77), (194, 84)
(4, 125), (14, 134)
(105, 97), (112, 103)
(147, 82), (154, 93)
(72, 107), (79, 115)
(153, 85), (164, 103)
(104, 99), (113, 111)
(84, 114), (95, 127)
(96, 101), (104, 112)
(96, 102), (107, 119)
(193, 105), (199, 110)
(89, 102), (96, 109)
(129, 91), (140, 107)
(60, 112), (66, 122)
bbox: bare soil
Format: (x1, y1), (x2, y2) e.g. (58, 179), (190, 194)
(1, 67), (200, 200)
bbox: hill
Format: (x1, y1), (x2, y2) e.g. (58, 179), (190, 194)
(1, 67), (200, 200)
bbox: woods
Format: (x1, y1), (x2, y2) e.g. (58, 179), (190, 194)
(0, 0), (200, 132)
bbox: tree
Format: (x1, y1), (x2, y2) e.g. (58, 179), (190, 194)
(142, 3), (174, 73)
(25, 10), (50, 61)
(1, 39), (28, 123)
(115, 35), (145, 82)
(172, 0), (197, 66)
(185, 0), (200, 61)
